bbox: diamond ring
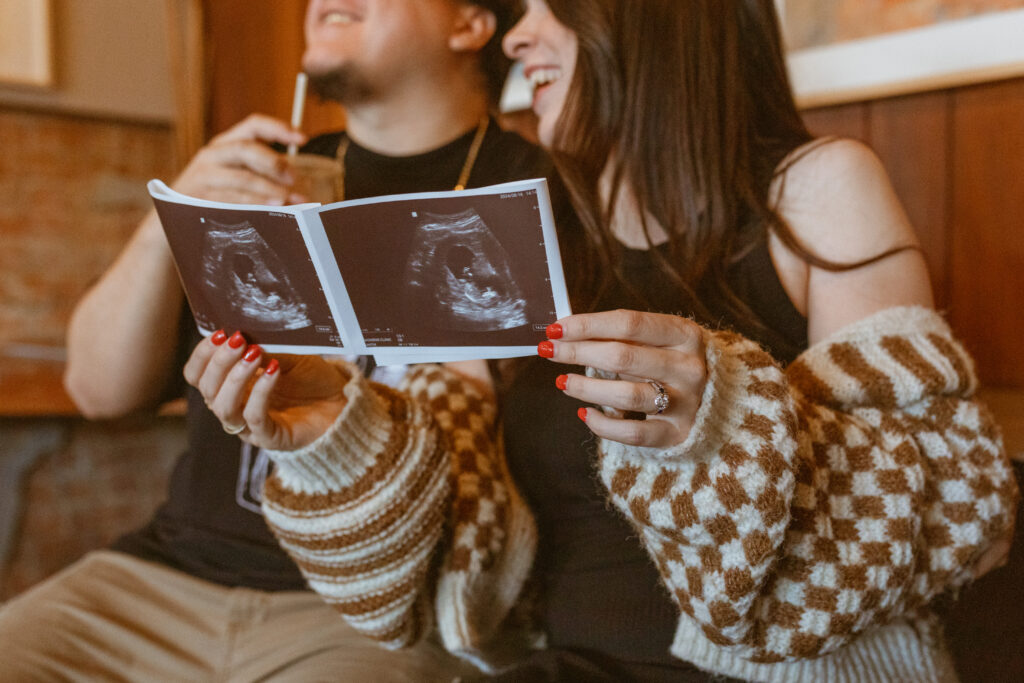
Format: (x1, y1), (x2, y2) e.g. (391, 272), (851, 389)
(648, 380), (670, 415)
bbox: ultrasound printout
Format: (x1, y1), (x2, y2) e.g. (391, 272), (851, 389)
(318, 185), (564, 352)
(152, 197), (344, 351)
(150, 177), (568, 361)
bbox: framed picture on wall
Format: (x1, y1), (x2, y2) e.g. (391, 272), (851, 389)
(780, 1), (1024, 108)
(0, 0), (54, 87)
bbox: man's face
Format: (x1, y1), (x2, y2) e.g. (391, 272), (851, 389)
(303, 0), (462, 104)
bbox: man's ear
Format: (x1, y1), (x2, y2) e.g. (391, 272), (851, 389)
(449, 3), (497, 53)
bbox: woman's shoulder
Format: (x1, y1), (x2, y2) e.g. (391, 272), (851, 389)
(770, 137), (918, 263)
(779, 136), (882, 178)
(768, 137), (933, 342)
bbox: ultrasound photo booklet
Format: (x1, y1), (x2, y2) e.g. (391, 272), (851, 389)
(148, 178), (571, 365)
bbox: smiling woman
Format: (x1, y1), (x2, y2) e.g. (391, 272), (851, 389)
(502, 1), (576, 147)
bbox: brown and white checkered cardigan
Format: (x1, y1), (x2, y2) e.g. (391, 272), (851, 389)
(261, 307), (1016, 681)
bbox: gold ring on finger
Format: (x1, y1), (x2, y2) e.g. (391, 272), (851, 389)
(222, 422), (246, 435)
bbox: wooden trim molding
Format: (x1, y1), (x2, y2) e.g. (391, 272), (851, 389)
(789, 9), (1024, 108)
(166, 0), (206, 166)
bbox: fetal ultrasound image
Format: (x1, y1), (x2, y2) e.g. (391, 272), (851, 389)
(321, 189), (558, 348)
(152, 196), (343, 349)
(200, 220), (312, 331)
(403, 209), (528, 332)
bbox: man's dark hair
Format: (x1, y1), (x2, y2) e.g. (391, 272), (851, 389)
(470, 0), (522, 106)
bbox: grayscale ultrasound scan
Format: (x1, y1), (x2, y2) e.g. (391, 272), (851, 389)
(201, 220), (312, 331)
(403, 209), (528, 332)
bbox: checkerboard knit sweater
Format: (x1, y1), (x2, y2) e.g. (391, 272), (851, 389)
(261, 307), (1016, 681)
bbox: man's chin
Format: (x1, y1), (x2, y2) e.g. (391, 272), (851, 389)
(305, 66), (372, 105)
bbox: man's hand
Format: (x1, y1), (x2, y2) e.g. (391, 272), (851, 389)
(172, 114), (308, 206)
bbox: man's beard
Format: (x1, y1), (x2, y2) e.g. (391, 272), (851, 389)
(306, 65), (375, 105)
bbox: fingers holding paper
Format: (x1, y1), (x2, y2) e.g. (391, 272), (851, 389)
(183, 331), (349, 451)
(540, 310), (708, 449)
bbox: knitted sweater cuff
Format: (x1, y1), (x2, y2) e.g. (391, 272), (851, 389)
(264, 372), (398, 494)
(600, 325), (785, 465)
(786, 305), (977, 409)
(670, 613), (956, 683)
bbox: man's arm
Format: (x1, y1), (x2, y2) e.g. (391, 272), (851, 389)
(64, 213), (186, 418)
(63, 114), (306, 418)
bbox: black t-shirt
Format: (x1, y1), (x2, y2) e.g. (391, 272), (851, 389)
(114, 120), (571, 590)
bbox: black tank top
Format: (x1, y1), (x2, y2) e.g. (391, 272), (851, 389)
(501, 236), (807, 668)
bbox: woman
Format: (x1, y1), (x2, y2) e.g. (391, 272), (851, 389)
(184, 1), (1016, 681)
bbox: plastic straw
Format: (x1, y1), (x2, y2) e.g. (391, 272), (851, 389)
(287, 72), (308, 156)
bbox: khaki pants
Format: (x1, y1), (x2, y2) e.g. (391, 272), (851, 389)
(0, 551), (474, 682)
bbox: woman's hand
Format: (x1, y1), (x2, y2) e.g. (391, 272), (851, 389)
(539, 309), (707, 448)
(183, 330), (349, 451)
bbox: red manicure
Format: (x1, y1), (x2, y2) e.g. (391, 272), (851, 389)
(265, 358), (280, 376)
(211, 329), (227, 346)
(556, 374), (568, 391)
(243, 345), (262, 362)
(538, 341), (554, 358)
(546, 323), (563, 340)
(577, 407), (588, 423)
(228, 331), (246, 349)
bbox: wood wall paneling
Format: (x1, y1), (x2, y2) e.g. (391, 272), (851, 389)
(950, 79), (1024, 387)
(800, 80), (1024, 388)
(801, 101), (870, 142)
(203, 0), (344, 138)
(800, 95), (953, 308)
(868, 91), (952, 309)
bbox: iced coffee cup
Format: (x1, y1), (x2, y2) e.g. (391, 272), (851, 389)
(287, 153), (342, 205)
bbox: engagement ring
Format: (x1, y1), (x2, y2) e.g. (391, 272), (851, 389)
(648, 380), (669, 414)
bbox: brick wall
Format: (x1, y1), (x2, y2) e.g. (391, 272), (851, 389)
(0, 106), (183, 598)
(0, 107), (176, 350)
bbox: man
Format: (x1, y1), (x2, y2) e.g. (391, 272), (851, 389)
(0, 1), (558, 679)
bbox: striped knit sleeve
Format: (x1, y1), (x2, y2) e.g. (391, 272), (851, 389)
(260, 363), (536, 669)
(596, 306), (1018, 664)
(260, 370), (452, 649)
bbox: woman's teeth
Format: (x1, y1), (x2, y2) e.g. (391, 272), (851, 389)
(528, 68), (562, 89)
(324, 12), (355, 25)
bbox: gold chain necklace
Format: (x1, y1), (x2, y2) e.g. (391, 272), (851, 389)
(334, 116), (489, 201)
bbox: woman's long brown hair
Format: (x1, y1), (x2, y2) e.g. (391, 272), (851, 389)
(545, 0), (911, 330)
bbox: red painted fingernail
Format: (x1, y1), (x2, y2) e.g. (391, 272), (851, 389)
(556, 374), (568, 391)
(546, 323), (563, 340)
(243, 345), (262, 362)
(538, 341), (554, 358)
(578, 407), (588, 423)
(211, 329), (227, 346)
(228, 331), (246, 349)
(265, 358), (280, 376)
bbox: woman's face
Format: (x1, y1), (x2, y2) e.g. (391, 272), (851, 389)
(502, 0), (578, 148)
